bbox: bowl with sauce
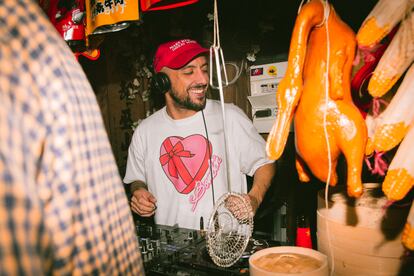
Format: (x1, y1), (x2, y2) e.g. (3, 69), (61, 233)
(249, 246), (328, 276)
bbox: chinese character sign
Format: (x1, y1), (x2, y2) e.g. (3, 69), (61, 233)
(85, 0), (139, 36)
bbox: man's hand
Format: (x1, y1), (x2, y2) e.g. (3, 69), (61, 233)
(130, 188), (157, 217)
(222, 194), (254, 223)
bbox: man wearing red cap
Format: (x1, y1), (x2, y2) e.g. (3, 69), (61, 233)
(124, 38), (275, 230)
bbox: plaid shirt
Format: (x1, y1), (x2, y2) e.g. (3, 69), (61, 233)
(0, 0), (143, 275)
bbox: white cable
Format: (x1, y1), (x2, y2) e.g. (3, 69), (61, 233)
(214, 60), (244, 86)
(225, 60), (245, 85)
(320, 1), (335, 275)
(209, 0), (229, 89)
(297, 0), (306, 14)
(209, 0), (245, 87)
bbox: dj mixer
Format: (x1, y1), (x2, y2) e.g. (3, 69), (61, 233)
(136, 221), (281, 275)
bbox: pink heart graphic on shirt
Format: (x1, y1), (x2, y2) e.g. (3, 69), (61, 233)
(159, 135), (211, 194)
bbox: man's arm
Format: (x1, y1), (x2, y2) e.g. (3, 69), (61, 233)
(130, 180), (147, 194)
(247, 162), (275, 213)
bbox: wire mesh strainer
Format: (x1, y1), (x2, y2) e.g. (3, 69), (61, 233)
(206, 193), (254, 267)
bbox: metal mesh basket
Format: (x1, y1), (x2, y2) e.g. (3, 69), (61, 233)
(206, 193), (254, 267)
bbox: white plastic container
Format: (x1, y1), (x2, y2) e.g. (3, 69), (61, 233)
(317, 183), (410, 275)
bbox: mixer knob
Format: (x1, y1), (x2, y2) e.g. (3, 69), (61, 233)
(155, 228), (162, 239)
(139, 238), (147, 248)
(151, 239), (160, 246)
(146, 225), (153, 237)
(151, 239), (161, 255)
(141, 248), (148, 263)
(140, 237), (150, 248)
(147, 243), (154, 261)
(167, 253), (173, 263)
(164, 229), (170, 238)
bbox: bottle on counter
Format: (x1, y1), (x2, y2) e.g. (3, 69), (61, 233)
(295, 213), (312, 249)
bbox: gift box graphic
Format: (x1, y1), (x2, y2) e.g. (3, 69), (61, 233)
(159, 135), (212, 194)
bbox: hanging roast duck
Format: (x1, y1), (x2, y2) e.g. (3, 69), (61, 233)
(266, 0), (367, 197)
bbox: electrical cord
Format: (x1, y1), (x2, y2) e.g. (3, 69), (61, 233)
(201, 110), (216, 207)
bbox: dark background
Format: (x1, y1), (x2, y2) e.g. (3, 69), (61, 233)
(138, 0), (379, 61)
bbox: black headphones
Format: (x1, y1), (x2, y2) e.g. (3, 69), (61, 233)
(151, 71), (171, 94)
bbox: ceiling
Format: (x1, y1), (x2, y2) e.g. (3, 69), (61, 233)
(140, 0), (379, 61)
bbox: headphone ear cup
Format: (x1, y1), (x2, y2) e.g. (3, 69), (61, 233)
(152, 72), (171, 94)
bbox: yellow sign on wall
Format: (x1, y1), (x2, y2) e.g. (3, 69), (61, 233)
(267, 65), (278, 77)
(85, 0), (139, 36)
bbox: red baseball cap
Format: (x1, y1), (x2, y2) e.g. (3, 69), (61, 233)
(153, 39), (209, 72)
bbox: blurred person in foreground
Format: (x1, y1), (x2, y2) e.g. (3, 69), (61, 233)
(124, 38), (275, 230)
(0, 0), (143, 274)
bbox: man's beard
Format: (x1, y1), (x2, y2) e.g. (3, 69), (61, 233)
(169, 87), (206, 111)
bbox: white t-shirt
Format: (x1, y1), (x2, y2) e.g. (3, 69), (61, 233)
(124, 100), (273, 229)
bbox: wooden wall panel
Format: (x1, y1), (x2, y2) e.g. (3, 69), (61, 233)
(81, 36), (151, 177)
(212, 60), (252, 118)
